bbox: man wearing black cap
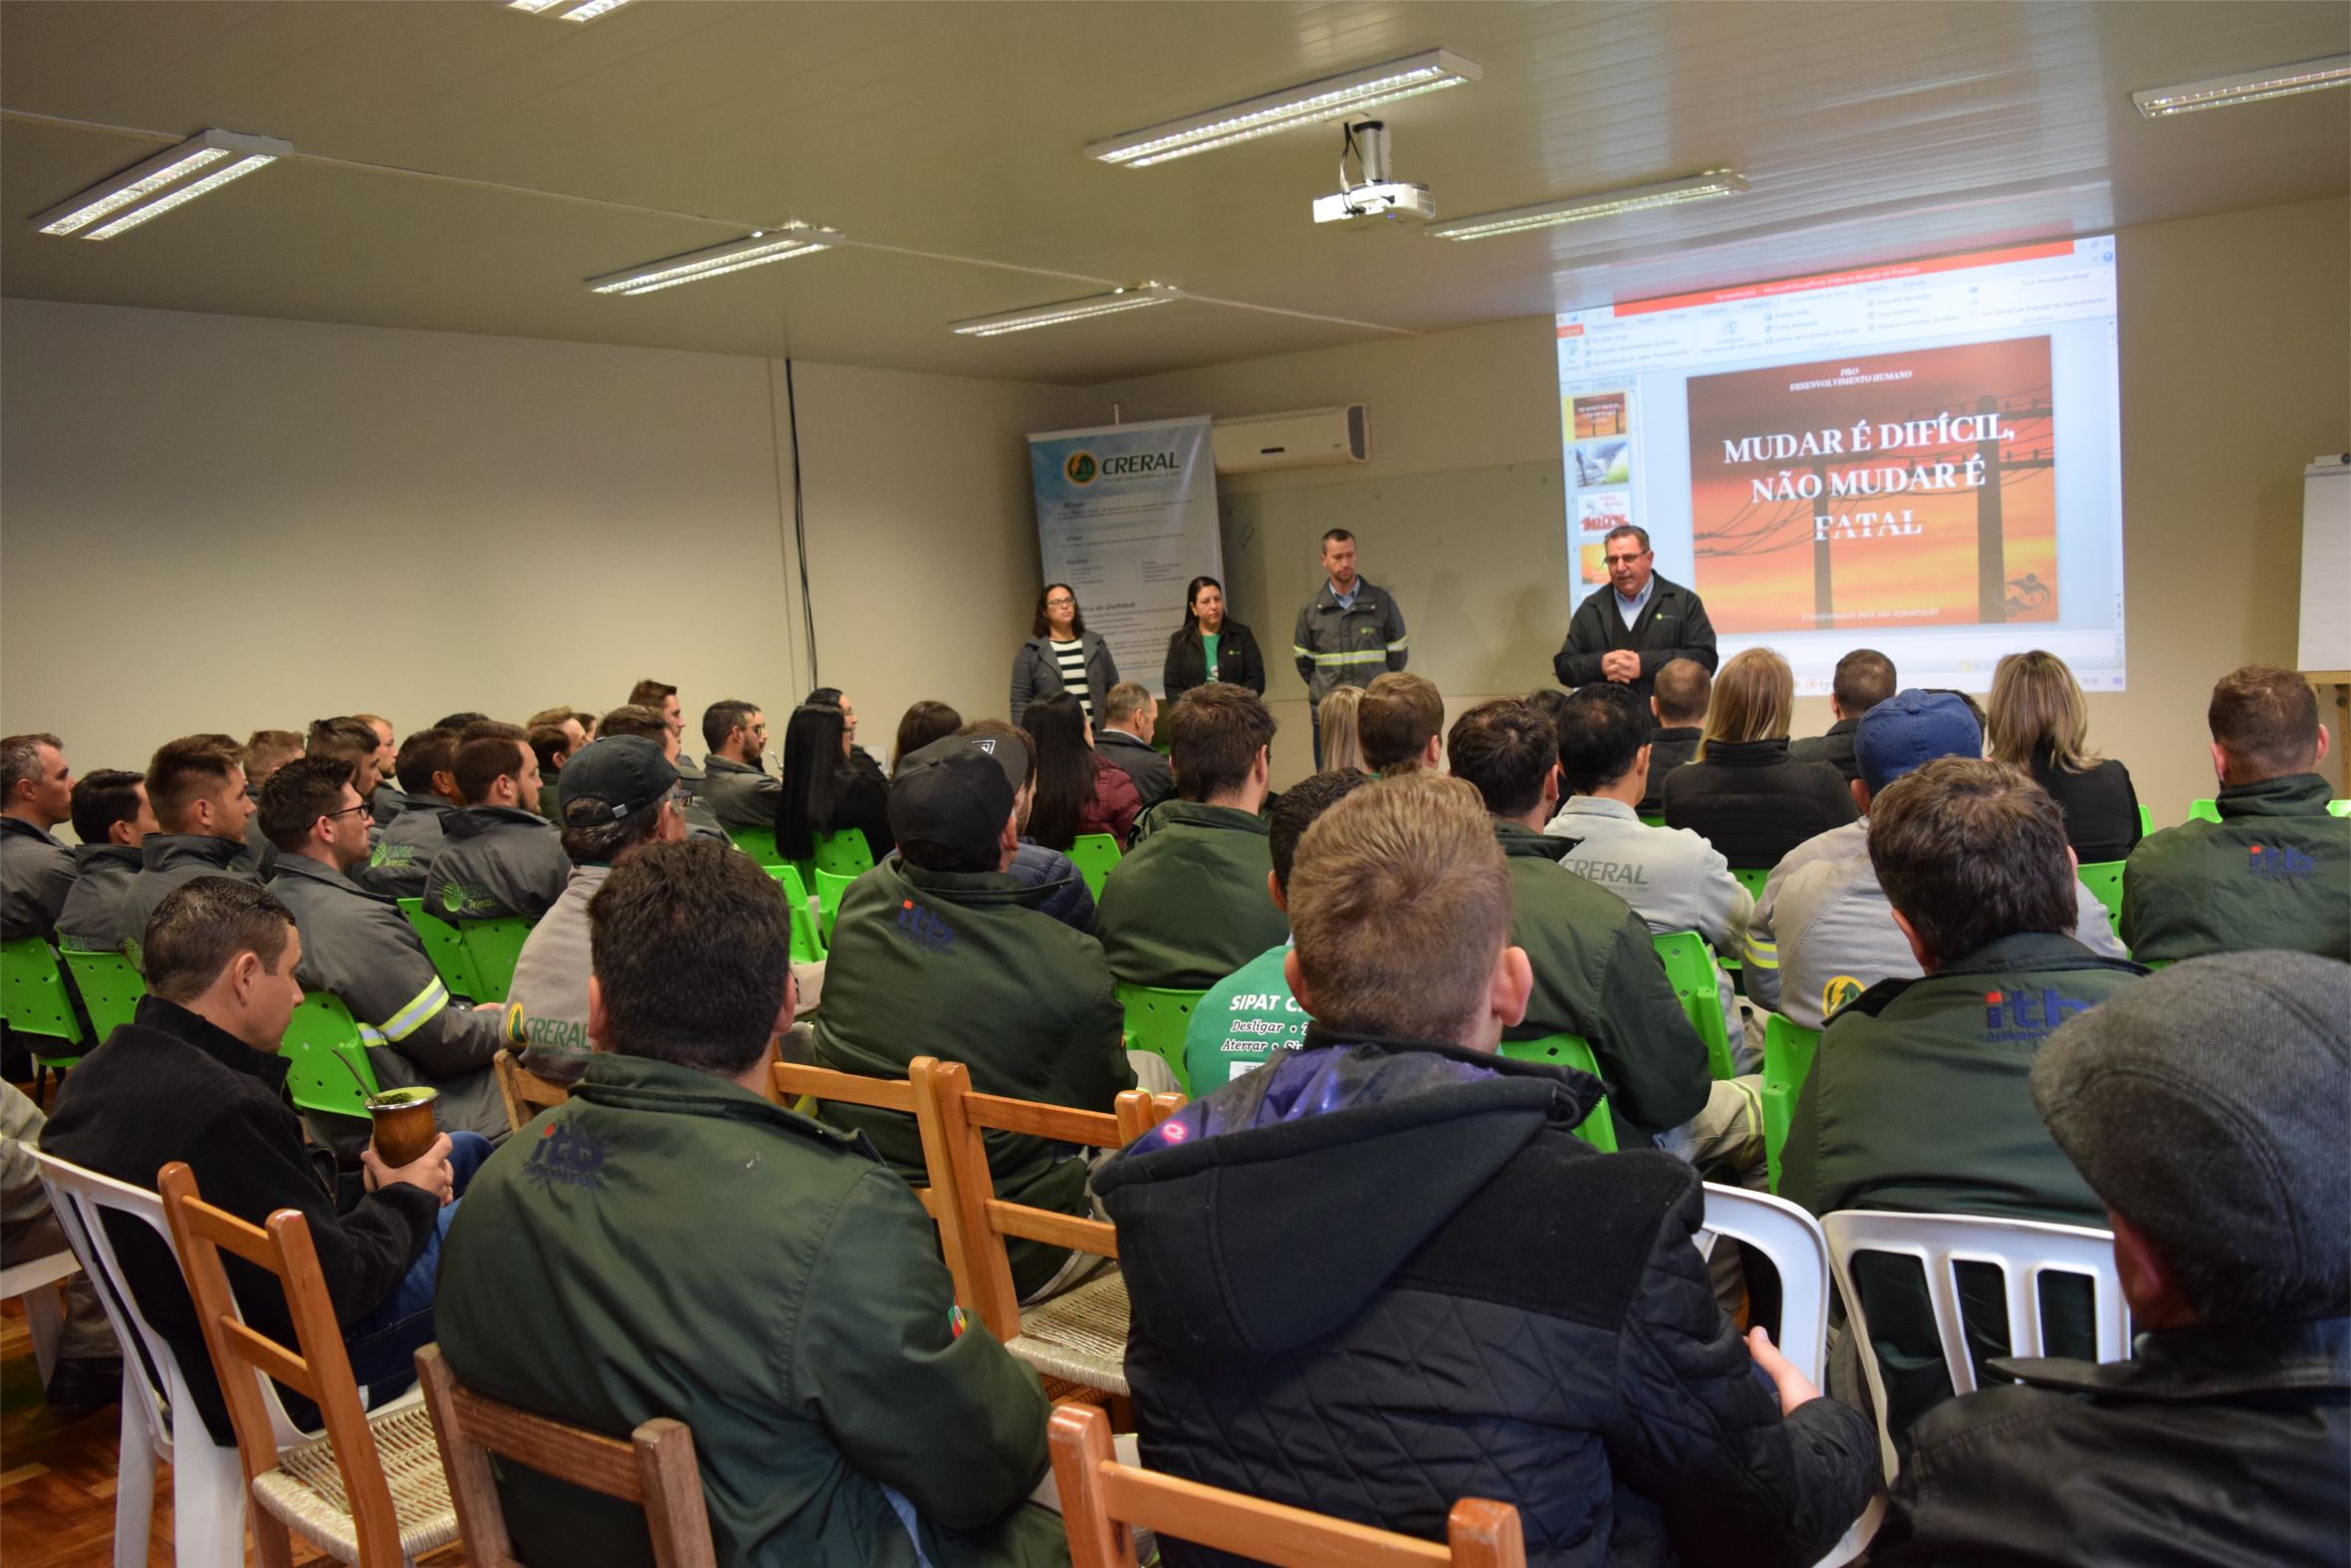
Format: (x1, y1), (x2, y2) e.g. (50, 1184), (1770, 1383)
(812, 732), (1137, 1300)
(1874, 951), (2350, 1566)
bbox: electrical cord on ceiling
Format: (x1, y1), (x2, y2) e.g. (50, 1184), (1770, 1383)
(766, 357), (820, 690)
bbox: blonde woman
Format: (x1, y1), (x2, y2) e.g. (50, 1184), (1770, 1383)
(1317, 685), (1368, 775)
(1989, 650), (2142, 862)
(1662, 647), (1856, 867)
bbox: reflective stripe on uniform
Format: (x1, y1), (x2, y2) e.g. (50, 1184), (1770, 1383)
(359, 1022), (388, 1049)
(1385, 636), (1410, 652)
(1304, 649), (1390, 666)
(1742, 934), (1778, 971)
(379, 976), (452, 1042)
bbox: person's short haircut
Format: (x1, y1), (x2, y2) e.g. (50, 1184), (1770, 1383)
(700, 699), (760, 754)
(305, 716), (376, 782)
(394, 728), (459, 794)
(1168, 685), (1276, 802)
(142, 877), (295, 1005)
(243, 730), (305, 779)
(1269, 770), (1372, 895)
(893, 701), (964, 774)
(1102, 682), (1153, 728)
(598, 705), (666, 743)
(1290, 774), (1512, 1042)
(1554, 684), (1650, 794)
(527, 707), (590, 734)
(2208, 664), (2321, 785)
(1447, 700), (1557, 819)
(588, 838), (791, 1076)
(452, 736), (528, 806)
(1867, 757), (2075, 967)
(145, 737), (243, 832)
(457, 719), (525, 744)
(1357, 672), (1445, 774)
(1701, 647), (1794, 752)
(626, 679), (677, 710)
(70, 770), (146, 845)
(1602, 523), (1652, 555)
(1832, 649), (1897, 715)
(434, 711), (491, 731)
(1319, 528), (1355, 550)
(259, 756), (357, 852)
(1524, 687), (1574, 737)
(528, 725), (573, 777)
(0, 733), (63, 801)
(1651, 659), (1712, 726)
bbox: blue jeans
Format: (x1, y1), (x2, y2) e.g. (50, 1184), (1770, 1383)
(344, 1131), (491, 1396)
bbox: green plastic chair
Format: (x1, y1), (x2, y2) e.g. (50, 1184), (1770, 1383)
(729, 823), (787, 867)
(766, 863), (826, 965)
(1496, 1032), (1618, 1153)
(457, 916), (535, 1006)
(2330, 799), (2349, 818)
(2188, 798), (2220, 824)
(278, 992), (380, 1119)
(812, 828), (875, 879)
(1116, 983), (1206, 1093)
(813, 868), (854, 945)
(399, 897), (484, 1002)
(1729, 867), (1769, 899)
(2076, 860), (2127, 932)
(1651, 931), (1736, 1079)
(59, 948), (144, 1040)
(2138, 803), (2154, 837)
(0, 936), (85, 1070)
(1761, 1013), (1824, 1195)
(1637, 813), (1667, 829)
(1066, 833), (1123, 901)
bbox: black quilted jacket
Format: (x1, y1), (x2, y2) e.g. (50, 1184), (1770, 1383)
(1094, 1031), (1879, 1567)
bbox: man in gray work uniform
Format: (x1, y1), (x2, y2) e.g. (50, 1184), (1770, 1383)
(1293, 528), (1408, 766)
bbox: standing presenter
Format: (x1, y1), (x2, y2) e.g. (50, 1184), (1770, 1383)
(1293, 529), (1408, 764)
(1553, 524), (1718, 709)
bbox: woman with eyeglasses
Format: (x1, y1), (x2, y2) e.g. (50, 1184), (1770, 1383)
(1163, 574), (1266, 705)
(1011, 582), (1119, 728)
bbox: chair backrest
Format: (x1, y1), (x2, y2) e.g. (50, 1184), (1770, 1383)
(280, 991), (382, 1118)
(811, 827), (874, 878)
(726, 823), (786, 867)
(1760, 1013), (1823, 1194)
(1821, 1209), (2129, 1479)
(157, 1160), (407, 1564)
(2187, 797), (2221, 824)
(1698, 1184), (1829, 1385)
(2074, 860), (2127, 931)
(763, 864), (826, 964)
(1649, 931), (1735, 1079)
(772, 1055), (943, 1223)
(458, 916), (536, 1005)
(1728, 866), (1770, 899)
(59, 946), (146, 1037)
(414, 1344), (715, 1568)
(811, 867), (853, 945)
(0, 936), (85, 1052)
(1065, 833), (1123, 900)
(1114, 983), (1206, 1093)
(2331, 798), (2350, 817)
(1494, 1034), (1616, 1153)
(494, 1048), (571, 1132)
(1049, 1403), (1526, 1568)
(401, 898), (485, 1001)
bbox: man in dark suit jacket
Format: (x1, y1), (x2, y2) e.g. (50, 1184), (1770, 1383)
(1790, 649), (1896, 784)
(1639, 658), (1712, 814)
(1095, 682), (1174, 806)
(1554, 525), (1719, 712)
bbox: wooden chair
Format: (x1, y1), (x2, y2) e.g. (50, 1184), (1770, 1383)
(1049, 1403), (1526, 1568)
(494, 1048), (572, 1132)
(414, 1344), (716, 1568)
(770, 1057), (943, 1225)
(157, 1161), (457, 1567)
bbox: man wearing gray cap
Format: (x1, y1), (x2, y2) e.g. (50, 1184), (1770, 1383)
(1873, 951), (2349, 1566)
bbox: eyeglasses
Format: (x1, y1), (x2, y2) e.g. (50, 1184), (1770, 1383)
(1604, 551), (1650, 566)
(322, 803), (370, 822)
(1045, 595), (1076, 607)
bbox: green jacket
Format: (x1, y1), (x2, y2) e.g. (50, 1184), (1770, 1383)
(1494, 819), (1712, 1139)
(2121, 774), (2349, 962)
(1095, 800), (1291, 990)
(812, 854), (1134, 1297)
(435, 1054), (1064, 1568)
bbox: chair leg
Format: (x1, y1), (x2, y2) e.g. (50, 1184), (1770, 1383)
(173, 1434), (252, 1568)
(22, 1279), (63, 1386)
(112, 1397), (157, 1568)
(250, 1511), (298, 1568)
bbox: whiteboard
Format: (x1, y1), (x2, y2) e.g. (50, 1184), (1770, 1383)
(2300, 459), (2351, 673)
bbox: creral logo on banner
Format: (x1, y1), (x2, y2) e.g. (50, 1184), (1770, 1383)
(1064, 451), (1097, 486)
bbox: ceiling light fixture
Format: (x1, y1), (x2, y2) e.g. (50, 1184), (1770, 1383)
(951, 286), (1182, 337)
(33, 128), (292, 240)
(586, 227), (842, 297)
(1086, 49), (1480, 167)
(1427, 169), (1749, 241)
(2131, 53), (2351, 117)
(507, 0), (639, 21)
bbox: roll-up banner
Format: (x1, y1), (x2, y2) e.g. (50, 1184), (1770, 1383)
(1030, 416), (1222, 696)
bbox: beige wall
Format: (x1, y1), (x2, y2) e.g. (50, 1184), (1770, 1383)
(1100, 197), (2351, 814)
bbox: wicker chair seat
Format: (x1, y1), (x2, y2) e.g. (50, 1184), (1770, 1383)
(250, 1400), (459, 1563)
(1007, 1267), (1131, 1393)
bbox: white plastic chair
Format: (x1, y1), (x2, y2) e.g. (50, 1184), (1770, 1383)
(1698, 1183), (1830, 1384)
(1822, 1210), (2129, 1480)
(0, 1243), (81, 1385)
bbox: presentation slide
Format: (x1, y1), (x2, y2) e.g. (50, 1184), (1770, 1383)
(1556, 238), (2126, 693)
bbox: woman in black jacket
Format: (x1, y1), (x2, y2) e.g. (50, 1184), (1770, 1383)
(1162, 575), (1266, 702)
(1988, 650), (2142, 863)
(1663, 647), (1857, 868)
(775, 702), (892, 864)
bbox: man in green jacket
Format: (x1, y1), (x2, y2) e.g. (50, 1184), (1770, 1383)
(1781, 756), (2145, 1444)
(814, 733), (1136, 1300)
(437, 838), (1064, 1568)
(1097, 684), (1291, 990)
(2123, 663), (2348, 962)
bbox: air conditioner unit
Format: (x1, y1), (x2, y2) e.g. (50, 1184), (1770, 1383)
(1211, 405), (1368, 474)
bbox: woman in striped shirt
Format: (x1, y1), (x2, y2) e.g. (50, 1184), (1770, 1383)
(1011, 581), (1119, 727)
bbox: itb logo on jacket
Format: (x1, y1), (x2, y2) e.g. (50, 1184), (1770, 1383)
(1983, 988), (2093, 1045)
(2248, 843), (2317, 881)
(896, 899), (955, 953)
(524, 1123), (607, 1189)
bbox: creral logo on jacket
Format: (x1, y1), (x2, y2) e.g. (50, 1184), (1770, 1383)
(896, 899), (955, 953)
(1983, 988), (2093, 1045)
(2248, 843), (2317, 880)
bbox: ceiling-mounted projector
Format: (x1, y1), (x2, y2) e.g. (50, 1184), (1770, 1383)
(1312, 120), (1435, 225)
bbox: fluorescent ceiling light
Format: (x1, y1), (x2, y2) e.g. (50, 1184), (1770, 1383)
(1086, 50), (1480, 167)
(2131, 54), (2351, 117)
(508, 0), (639, 19)
(586, 228), (842, 297)
(1428, 169), (1749, 241)
(34, 129), (292, 240)
(952, 286), (1182, 337)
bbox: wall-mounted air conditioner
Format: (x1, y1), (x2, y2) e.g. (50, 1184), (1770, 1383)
(1211, 405), (1368, 474)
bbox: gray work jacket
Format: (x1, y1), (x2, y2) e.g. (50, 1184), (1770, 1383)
(354, 796), (455, 900)
(425, 806), (571, 921)
(0, 815), (77, 942)
(56, 843), (144, 954)
(122, 834), (257, 967)
(1293, 579), (1409, 703)
(698, 756), (784, 831)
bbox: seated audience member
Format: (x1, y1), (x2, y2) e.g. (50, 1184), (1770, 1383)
(1779, 756), (2144, 1438)
(1640, 657), (1715, 811)
(1450, 701), (1717, 1145)
(776, 702), (894, 864)
(307, 716), (389, 821)
(629, 678), (703, 788)
(435, 711), (490, 731)
(1095, 681), (1174, 805)
(1024, 692), (1142, 850)
(1181, 769), (1370, 1092)
(439, 838), (1060, 1566)
(354, 728), (461, 899)
(1788, 649), (1894, 785)
(1096, 775), (1878, 1567)
(695, 698), (782, 830)
(2, 1078), (120, 1411)
(2124, 663), (2348, 961)
(353, 714), (403, 823)
(41, 876), (480, 1444)
(813, 733), (1135, 1299)
(1316, 684), (1367, 774)
(526, 707), (590, 761)
(0, 732), (76, 941)
(508, 737), (686, 1083)
(525, 720), (584, 821)
(263, 759), (513, 1143)
(54, 770), (159, 954)
(1873, 951), (2351, 1567)
(958, 719), (1096, 934)
(807, 687), (887, 781)
(1545, 685), (1752, 1052)
(243, 729), (304, 785)
(599, 705), (728, 839)
(1097, 685), (1291, 990)
(891, 700), (963, 776)
(121, 737), (259, 956)
(426, 735), (571, 920)
(1746, 691), (2127, 1027)
(1357, 670), (1446, 774)
(1663, 647), (1857, 868)
(1989, 649), (2142, 862)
